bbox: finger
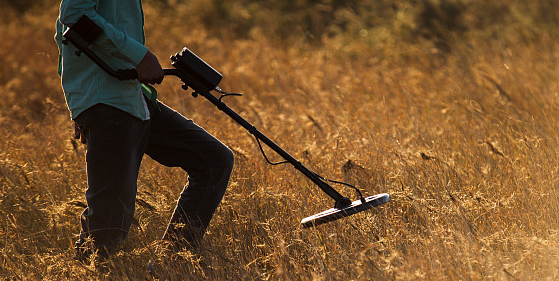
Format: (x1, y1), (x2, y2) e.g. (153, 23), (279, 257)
(74, 123), (86, 144)
(74, 124), (81, 139)
(155, 74), (164, 84)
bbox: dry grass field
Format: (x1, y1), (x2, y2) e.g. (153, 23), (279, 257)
(2, 0), (559, 280)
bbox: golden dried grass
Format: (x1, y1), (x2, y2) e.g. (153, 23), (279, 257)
(2, 1), (559, 280)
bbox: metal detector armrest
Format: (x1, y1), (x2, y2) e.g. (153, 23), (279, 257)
(63, 14), (102, 49)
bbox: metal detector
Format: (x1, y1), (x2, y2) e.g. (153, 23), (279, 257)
(62, 15), (390, 228)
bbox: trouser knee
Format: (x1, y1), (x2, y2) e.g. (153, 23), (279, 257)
(210, 145), (234, 193)
(218, 146), (235, 175)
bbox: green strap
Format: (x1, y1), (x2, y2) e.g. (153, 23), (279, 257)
(141, 83), (160, 111)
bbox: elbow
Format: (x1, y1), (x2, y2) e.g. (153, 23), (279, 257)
(59, 3), (96, 26)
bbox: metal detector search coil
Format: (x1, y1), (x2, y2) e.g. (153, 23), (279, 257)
(301, 193), (390, 228)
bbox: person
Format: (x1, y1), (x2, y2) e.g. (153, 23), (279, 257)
(54, 0), (234, 262)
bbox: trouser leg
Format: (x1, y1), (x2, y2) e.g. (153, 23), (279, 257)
(74, 104), (150, 255)
(145, 101), (234, 249)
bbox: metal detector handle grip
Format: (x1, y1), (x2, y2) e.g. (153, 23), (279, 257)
(116, 68), (138, 80)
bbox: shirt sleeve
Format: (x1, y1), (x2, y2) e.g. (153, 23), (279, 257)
(59, 0), (148, 66)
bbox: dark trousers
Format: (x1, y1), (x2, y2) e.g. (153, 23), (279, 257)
(74, 100), (234, 254)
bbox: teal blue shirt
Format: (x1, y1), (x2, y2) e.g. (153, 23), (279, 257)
(55, 0), (151, 120)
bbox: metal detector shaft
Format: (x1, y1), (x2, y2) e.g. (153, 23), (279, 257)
(194, 90), (352, 207)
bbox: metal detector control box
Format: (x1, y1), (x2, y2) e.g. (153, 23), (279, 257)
(171, 48), (222, 94)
